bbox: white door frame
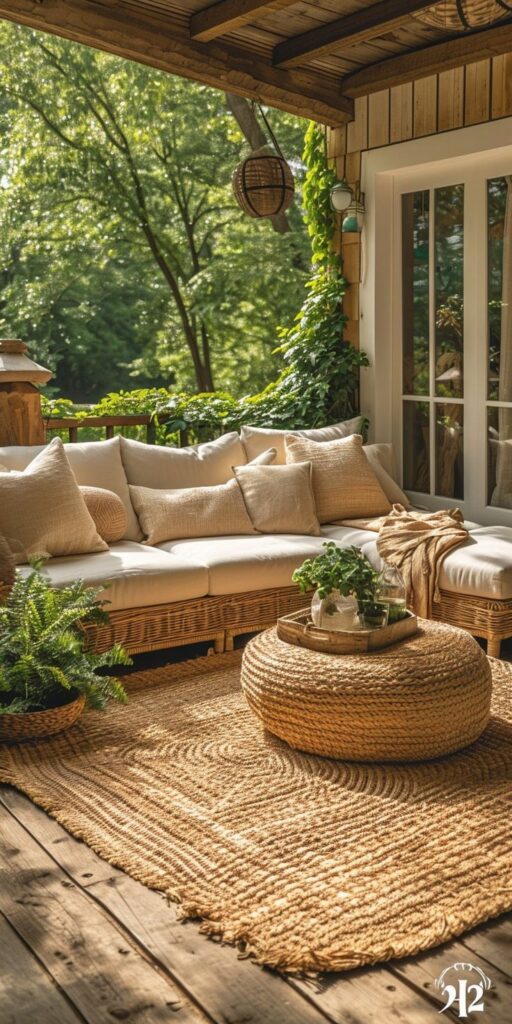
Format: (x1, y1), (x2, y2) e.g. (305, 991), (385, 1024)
(359, 116), (512, 525)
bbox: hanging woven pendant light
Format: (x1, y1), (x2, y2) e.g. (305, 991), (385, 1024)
(232, 146), (294, 218)
(416, 0), (512, 31)
(232, 104), (294, 219)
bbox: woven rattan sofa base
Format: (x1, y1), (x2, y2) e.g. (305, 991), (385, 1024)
(85, 585), (512, 658)
(85, 586), (311, 656)
(433, 589), (512, 658)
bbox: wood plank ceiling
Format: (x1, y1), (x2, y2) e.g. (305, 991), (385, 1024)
(1, 0), (512, 125)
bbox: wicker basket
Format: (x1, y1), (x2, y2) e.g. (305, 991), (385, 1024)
(232, 147), (294, 218)
(0, 693), (85, 743)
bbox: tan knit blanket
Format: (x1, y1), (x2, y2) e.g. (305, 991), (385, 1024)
(343, 505), (469, 618)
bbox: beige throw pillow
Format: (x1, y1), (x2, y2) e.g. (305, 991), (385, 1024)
(285, 434), (391, 523)
(120, 432), (246, 490)
(233, 462), (320, 535)
(80, 486), (128, 543)
(240, 417), (363, 464)
(129, 478), (257, 545)
(247, 446), (277, 466)
(364, 443), (410, 508)
(0, 438), (107, 563)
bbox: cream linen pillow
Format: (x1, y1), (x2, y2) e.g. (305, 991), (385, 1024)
(233, 462), (320, 535)
(0, 438), (107, 563)
(120, 432), (246, 490)
(247, 446), (277, 466)
(240, 417), (364, 464)
(364, 443), (410, 508)
(0, 436), (140, 542)
(285, 434), (391, 524)
(129, 478), (257, 545)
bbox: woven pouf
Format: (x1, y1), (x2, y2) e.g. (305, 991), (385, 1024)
(241, 619), (492, 761)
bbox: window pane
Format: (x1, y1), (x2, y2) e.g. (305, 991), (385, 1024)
(488, 177), (512, 402)
(402, 191), (429, 395)
(488, 406), (512, 508)
(435, 184), (464, 399)
(435, 404), (463, 499)
(403, 401), (430, 492)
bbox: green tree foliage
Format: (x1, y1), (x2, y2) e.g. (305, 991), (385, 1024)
(0, 23), (309, 399)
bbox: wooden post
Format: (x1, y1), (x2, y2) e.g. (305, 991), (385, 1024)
(0, 340), (52, 447)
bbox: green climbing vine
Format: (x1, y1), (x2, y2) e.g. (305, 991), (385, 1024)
(42, 122), (368, 440)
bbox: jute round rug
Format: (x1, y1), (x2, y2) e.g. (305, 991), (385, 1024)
(1, 650), (511, 973)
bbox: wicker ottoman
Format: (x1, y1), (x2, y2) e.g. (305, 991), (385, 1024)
(241, 619), (492, 761)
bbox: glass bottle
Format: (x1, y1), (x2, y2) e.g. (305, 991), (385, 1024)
(311, 589), (360, 631)
(375, 563), (408, 622)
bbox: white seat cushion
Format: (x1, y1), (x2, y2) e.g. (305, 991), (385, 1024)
(362, 524), (512, 601)
(320, 524), (380, 548)
(17, 542), (208, 611)
(159, 535), (329, 595)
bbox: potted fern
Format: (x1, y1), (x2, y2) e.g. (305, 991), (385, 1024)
(292, 543), (387, 630)
(0, 563), (130, 742)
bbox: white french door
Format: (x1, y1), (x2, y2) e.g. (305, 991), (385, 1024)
(388, 147), (512, 526)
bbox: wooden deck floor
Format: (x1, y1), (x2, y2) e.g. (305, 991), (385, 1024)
(1, 638), (512, 1024)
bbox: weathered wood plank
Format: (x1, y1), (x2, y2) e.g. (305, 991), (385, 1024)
(368, 89), (390, 149)
(413, 75), (437, 138)
(0, 912), (83, 1024)
(465, 59), (491, 126)
(190, 0), (298, 43)
(460, 915), (512, 980)
(492, 54), (512, 119)
(0, 809), (208, 1024)
(391, 937), (512, 1022)
(438, 68), (464, 132)
(390, 83), (413, 143)
(342, 22), (512, 98)
(290, 963), (438, 1024)
(1, 789), (331, 1024)
(347, 97), (368, 154)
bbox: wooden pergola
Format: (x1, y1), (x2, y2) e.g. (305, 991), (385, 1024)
(2, 1), (512, 126)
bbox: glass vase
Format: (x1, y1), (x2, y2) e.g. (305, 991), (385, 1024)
(375, 563), (408, 622)
(311, 589), (360, 632)
(358, 601), (389, 630)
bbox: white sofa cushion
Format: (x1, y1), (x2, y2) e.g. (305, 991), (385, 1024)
(362, 524), (512, 601)
(364, 443), (410, 507)
(17, 541), (209, 611)
(120, 432), (246, 490)
(159, 527), (375, 596)
(0, 436), (140, 542)
(240, 417), (363, 464)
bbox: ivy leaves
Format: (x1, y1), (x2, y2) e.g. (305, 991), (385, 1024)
(293, 543), (378, 603)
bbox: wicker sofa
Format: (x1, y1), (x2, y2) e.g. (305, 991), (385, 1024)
(1, 430), (512, 658)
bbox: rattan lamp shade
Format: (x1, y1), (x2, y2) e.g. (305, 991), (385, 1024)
(416, 0), (512, 30)
(232, 147), (294, 219)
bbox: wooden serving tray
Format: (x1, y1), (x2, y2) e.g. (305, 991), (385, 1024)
(276, 607), (418, 654)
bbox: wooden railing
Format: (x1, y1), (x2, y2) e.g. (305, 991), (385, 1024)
(44, 414), (191, 446)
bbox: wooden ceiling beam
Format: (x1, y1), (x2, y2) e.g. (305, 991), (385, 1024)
(0, 0), (353, 125)
(342, 19), (512, 97)
(273, 0), (437, 69)
(190, 0), (297, 44)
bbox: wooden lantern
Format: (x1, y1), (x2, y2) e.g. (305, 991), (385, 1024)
(232, 146), (294, 219)
(0, 339), (52, 446)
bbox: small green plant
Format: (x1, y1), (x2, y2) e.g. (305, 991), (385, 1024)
(0, 565), (130, 715)
(293, 542), (378, 607)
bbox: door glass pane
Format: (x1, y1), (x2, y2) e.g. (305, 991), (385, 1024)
(403, 401), (430, 492)
(488, 406), (512, 508)
(402, 191), (429, 395)
(488, 176), (512, 402)
(435, 404), (463, 499)
(435, 185), (464, 399)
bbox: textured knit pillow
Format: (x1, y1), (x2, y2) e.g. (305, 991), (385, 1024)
(233, 462), (320, 535)
(80, 486), (128, 543)
(285, 434), (391, 523)
(129, 478), (257, 545)
(0, 438), (107, 563)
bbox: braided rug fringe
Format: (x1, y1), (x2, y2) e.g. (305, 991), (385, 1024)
(0, 650), (511, 973)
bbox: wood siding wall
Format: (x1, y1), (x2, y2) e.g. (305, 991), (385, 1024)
(328, 54), (512, 350)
